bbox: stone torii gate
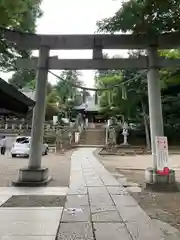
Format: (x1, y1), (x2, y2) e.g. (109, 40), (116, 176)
(3, 29), (180, 186)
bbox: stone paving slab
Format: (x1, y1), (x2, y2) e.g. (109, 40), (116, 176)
(89, 196), (114, 207)
(86, 182), (104, 187)
(88, 186), (108, 194)
(101, 178), (121, 186)
(0, 207), (63, 221)
(61, 206), (90, 222)
(2, 237), (55, 240)
(126, 221), (165, 240)
(57, 222), (94, 240)
(0, 207), (62, 238)
(116, 205), (151, 222)
(91, 208), (122, 222)
(0, 221), (58, 236)
(90, 205), (117, 213)
(68, 186), (88, 195)
(93, 223), (131, 240)
(0, 187), (68, 196)
(111, 195), (138, 207)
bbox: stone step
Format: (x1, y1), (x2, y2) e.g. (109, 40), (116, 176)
(79, 129), (105, 145)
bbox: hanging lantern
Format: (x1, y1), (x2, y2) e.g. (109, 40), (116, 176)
(122, 84), (127, 100)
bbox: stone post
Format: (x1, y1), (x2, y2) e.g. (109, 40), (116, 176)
(12, 46), (51, 186)
(147, 46), (164, 169)
(122, 130), (128, 145)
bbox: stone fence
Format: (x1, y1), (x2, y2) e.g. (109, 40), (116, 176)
(0, 122), (53, 131)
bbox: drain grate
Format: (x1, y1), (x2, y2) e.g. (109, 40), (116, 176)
(1, 195), (66, 207)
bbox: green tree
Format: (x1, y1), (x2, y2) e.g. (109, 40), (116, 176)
(54, 70), (83, 108)
(8, 69), (36, 89)
(1, 0), (42, 70)
(95, 70), (124, 117)
(97, 0), (180, 34)
(97, 0), (180, 145)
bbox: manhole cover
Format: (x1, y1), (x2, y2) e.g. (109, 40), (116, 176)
(1, 195), (66, 207)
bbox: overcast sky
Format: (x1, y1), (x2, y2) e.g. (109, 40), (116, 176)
(1, 0), (128, 88)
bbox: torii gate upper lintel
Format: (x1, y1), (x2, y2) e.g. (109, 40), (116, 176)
(2, 27), (180, 50)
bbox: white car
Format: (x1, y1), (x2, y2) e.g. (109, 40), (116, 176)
(11, 136), (48, 158)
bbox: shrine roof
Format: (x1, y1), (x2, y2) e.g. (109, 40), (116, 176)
(0, 78), (35, 116)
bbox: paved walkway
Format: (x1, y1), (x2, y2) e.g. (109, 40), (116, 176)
(0, 148), (178, 239)
(57, 148), (173, 240)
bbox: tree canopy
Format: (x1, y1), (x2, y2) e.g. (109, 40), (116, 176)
(0, 0), (42, 70)
(97, 0), (180, 34)
(0, 0), (42, 30)
(8, 69), (36, 89)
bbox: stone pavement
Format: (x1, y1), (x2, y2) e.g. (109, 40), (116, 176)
(57, 148), (176, 240)
(0, 187), (68, 239)
(0, 148), (179, 239)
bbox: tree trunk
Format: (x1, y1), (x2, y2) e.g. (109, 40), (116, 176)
(141, 100), (151, 150)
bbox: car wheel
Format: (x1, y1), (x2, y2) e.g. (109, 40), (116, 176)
(12, 154), (16, 158)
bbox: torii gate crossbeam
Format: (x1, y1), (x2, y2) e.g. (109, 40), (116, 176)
(2, 28), (180, 49)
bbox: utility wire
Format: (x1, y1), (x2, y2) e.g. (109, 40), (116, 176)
(48, 70), (144, 92)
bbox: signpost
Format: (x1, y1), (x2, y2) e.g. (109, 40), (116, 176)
(155, 136), (168, 171)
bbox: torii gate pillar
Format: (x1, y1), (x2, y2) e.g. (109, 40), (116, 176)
(147, 46), (164, 168)
(145, 46), (176, 187)
(12, 46), (52, 186)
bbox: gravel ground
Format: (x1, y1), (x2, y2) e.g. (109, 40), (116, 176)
(1, 195), (66, 207)
(0, 150), (72, 187)
(96, 151), (180, 232)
